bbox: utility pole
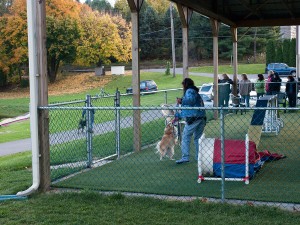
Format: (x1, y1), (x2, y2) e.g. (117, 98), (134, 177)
(170, 2), (176, 77)
(253, 27), (257, 63)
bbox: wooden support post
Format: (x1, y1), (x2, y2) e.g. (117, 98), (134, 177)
(177, 4), (193, 79)
(297, 26), (300, 80)
(170, 3), (176, 77)
(211, 19), (220, 119)
(128, 0), (143, 152)
(231, 27), (238, 96)
(37, 0), (50, 192)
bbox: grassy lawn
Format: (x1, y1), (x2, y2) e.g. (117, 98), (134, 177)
(1, 192), (299, 225)
(190, 63), (266, 75)
(0, 151), (299, 224)
(0, 72), (212, 143)
(0, 120), (30, 143)
(0, 72), (212, 118)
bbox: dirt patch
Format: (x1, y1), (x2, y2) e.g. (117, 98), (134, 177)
(0, 71), (131, 99)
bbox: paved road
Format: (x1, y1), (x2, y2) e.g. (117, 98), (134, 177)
(142, 68), (259, 79)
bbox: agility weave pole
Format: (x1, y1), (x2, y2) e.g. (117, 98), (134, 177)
(197, 134), (250, 184)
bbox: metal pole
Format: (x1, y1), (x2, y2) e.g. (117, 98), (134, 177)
(86, 95), (92, 168)
(220, 108), (225, 202)
(164, 91), (168, 104)
(115, 89), (121, 159)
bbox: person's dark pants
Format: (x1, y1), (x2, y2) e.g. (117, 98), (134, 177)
(257, 93), (264, 99)
(287, 93), (297, 107)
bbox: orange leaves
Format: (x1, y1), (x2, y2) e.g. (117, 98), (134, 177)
(0, 0), (132, 82)
(46, 0), (82, 20)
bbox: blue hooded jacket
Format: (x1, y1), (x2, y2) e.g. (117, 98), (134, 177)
(176, 86), (206, 119)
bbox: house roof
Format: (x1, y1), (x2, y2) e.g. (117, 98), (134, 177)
(172, 0), (300, 27)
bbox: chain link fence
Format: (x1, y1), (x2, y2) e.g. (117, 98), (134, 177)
(40, 90), (300, 210)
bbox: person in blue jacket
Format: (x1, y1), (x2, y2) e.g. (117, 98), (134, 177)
(175, 78), (206, 164)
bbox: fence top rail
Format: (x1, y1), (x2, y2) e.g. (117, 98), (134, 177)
(49, 99), (86, 107)
(38, 106), (298, 111)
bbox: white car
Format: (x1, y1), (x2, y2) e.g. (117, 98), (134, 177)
(199, 83), (213, 100)
(199, 93), (213, 108)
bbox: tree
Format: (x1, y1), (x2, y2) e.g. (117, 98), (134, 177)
(289, 38), (296, 66)
(46, 16), (80, 82)
(76, 9), (131, 66)
(282, 39), (290, 64)
(266, 40), (276, 64)
(44, 0), (82, 82)
(0, 0), (28, 86)
(85, 0), (112, 12)
(147, 0), (169, 14)
(0, 0), (13, 16)
(114, 0), (130, 22)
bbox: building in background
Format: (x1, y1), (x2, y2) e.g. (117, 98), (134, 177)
(280, 26), (296, 39)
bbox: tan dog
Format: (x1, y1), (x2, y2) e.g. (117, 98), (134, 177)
(156, 123), (178, 160)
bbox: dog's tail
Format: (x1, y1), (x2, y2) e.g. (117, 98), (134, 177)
(155, 141), (161, 154)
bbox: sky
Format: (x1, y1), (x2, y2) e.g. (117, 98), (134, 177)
(80, 0), (116, 7)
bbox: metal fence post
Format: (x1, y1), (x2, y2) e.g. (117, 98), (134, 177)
(220, 107), (225, 202)
(164, 90), (168, 104)
(86, 95), (93, 168)
(115, 89), (121, 159)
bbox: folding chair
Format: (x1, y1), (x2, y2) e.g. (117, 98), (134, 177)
(230, 95), (246, 115)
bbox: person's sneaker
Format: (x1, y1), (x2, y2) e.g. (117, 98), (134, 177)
(176, 158), (189, 164)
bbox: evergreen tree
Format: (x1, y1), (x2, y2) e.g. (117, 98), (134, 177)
(139, 2), (162, 59)
(0, 0), (12, 16)
(282, 39), (290, 64)
(114, 0), (131, 22)
(289, 38), (296, 66)
(85, 0), (112, 12)
(266, 40), (276, 64)
(276, 41), (283, 63)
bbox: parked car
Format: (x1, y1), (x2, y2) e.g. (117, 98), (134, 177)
(126, 80), (158, 94)
(199, 93), (213, 107)
(265, 63), (296, 76)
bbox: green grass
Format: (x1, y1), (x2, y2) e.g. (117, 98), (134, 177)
(0, 120), (30, 143)
(190, 63), (266, 75)
(0, 72), (212, 143)
(1, 192), (299, 225)
(0, 152), (32, 195)
(0, 113), (300, 224)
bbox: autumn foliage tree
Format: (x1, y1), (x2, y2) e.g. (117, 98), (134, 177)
(0, 0), (132, 86)
(76, 6), (131, 66)
(0, 0), (28, 86)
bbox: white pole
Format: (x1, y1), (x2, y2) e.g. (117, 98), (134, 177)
(245, 134), (249, 184)
(197, 134), (205, 183)
(17, 0), (40, 196)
